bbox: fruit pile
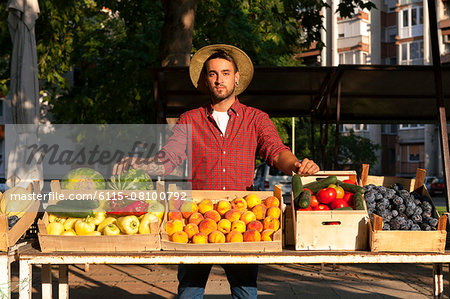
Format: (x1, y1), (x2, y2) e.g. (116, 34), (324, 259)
(293, 175), (365, 211)
(364, 183), (440, 231)
(164, 194), (281, 244)
(46, 199), (165, 236)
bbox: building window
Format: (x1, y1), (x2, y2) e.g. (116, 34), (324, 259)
(382, 124), (398, 134)
(407, 144), (420, 162)
(399, 124), (425, 129)
(403, 10), (409, 27)
(342, 124), (369, 132)
(399, 41), (424, 64)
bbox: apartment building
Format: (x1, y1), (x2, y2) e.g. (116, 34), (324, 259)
(313, 0), (450, 176)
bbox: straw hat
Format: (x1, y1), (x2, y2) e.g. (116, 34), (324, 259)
(189, 44), (254, 95)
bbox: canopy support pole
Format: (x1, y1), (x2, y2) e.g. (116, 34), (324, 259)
(311, 116), (316, 162)
(334, 79), (342, 170)
(427, 0), (450, 211)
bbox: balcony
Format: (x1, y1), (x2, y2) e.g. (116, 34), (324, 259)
(399, 25), (424, 39)
(337, 36), (369, 49)
(399, 0), (422, 5)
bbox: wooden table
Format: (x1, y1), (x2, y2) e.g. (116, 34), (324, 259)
(17, 247), (450, 299)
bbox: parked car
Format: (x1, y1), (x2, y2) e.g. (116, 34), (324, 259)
(429, 177), (445, 196)
(254, 162), (291, 202)
(424, 176), (438, 191)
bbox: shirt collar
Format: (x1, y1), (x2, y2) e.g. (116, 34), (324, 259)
(206, 97), (242, 117)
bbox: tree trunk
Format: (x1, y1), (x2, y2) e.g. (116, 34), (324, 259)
(160, 0), (197, 67)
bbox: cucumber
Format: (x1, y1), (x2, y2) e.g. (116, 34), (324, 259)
(335, 206), (353, 210)
(353, 192), (365, 210)
(303, 176), (337, 194)
(46, 204), (94, 218)
(298, 191), (311, 209)
(56, 199), (100, 210)
(292, 174), (303, 209)
(336, 180), (365, 194)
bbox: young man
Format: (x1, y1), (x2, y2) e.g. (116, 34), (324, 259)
(115, 44), (319, 298)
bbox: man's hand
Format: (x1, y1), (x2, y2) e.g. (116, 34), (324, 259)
(112, 156), (164, 176)
(294, 158), (320, 176)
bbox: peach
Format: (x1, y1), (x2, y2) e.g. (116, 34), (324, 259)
(263, 216), (280, 231)
(225, 209), (242, 222)
(216, 200), (232, 216)
(183, 223), (199, 239)
(208, 230), (226, 243)
(240, 211), (256, 225)
(180, 201), (198, 219)
(245, 193), (261, 209)
(226, 230), (244, 243)
(231, 220), (246, 233)
(198, 218), (217, 235)
(165, 219), (184, 236)
(266, 207), (281, 219)
(243, 229), (261, 242)
(231, 197), (247, 212)
(204, 210), (221, 223)
(192, 232), (208, 244)
(247, 220), (263, 233)
(168, 210), (183, 221)
(171, 231), (189, 243)
(251, 204), (267, 220)
(261, 229), (275, 241)
(188, 212), (204, 226)
(264, 196), (280, 208)
(217, 219), (232, 234)
(198, 199), (214, 214)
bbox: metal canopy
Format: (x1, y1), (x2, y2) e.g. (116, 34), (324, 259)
(154, 65), (449, 123)
(321, 65), (450, 123)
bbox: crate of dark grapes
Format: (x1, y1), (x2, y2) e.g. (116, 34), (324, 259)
(361, 164), (447, 253)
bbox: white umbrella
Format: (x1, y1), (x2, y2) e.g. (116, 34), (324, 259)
(5, 0), (42, 190)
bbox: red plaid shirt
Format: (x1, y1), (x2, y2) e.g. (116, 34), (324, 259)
(161, 98), (290, 190)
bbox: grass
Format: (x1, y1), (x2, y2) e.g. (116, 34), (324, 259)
(435, 206), (448, 216)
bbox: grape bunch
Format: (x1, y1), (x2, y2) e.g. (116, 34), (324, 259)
(364, 183), (439, 231)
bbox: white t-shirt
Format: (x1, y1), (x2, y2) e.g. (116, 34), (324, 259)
(212, 110), (230, 135)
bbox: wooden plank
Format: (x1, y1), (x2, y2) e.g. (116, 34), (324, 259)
(433, 263), (444, 299)
(41, 264), (52, 299)
(361, 164), (370, 187)
(59, 265), (69, 299)
(0, 254), (11, 299)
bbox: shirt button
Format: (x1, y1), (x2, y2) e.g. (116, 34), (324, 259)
(222, 187), (226, 190)
(223, 151), (226, 154)
(222, 168), (226, 172)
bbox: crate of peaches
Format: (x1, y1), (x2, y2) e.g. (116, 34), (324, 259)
(161, 185), (283, 252)
(290, 171), (369, 251)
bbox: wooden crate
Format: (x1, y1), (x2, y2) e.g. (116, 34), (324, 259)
(160, 186), (283, 252)
(291, 171), (369, 251)
(0, 182), (40, 252)
(361, 165), (447, 253)
(37, 180), (163, 252)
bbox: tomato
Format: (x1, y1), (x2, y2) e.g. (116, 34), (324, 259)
(297, 206), (312, 211)
(343, 179), (357, 185)
(342, 192), (354, 206)
(327, 221), (340, 225)
(309, 195), (319, 208)
(330, 198), (349, 210)
(313, 204), (331, 211)
(303, 188), (312, 195)
(316, 188), (337, 204)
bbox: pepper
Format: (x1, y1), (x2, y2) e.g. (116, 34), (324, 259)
(108, 199), (149, 216)
(48, 214), (66, 224)
(97, 217), (117, 233)
(47, 222), (64, 235)
(86, 231), (101, 236)
(63, 218), (80, 231)
(138, 213), (159, 234)
(104, 224), (121, 235)
(61, 229), (76, 236)
(75, 217), (96, 235)
(93, 210), (106, 226)
(116, 215), (139, 235)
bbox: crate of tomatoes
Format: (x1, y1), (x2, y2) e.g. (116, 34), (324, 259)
(291, 171), (369, 250)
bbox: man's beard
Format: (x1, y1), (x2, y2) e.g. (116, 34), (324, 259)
(210, 84), (235, 102)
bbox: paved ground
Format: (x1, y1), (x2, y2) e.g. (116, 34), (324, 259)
(7, 262), (450, 298)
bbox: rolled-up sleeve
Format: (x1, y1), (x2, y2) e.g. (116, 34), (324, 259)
(257, 112), (290, 167)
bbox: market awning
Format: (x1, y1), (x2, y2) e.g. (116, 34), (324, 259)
(154, 64), (450, 124)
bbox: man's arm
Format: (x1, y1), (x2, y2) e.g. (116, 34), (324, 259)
(273, 150), (320, 176)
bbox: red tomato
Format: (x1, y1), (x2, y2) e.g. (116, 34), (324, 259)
(342, 192), (354, 206)
(309, 195), (319, 208)
(297, 206), (312, 211)
(316, 188), (337, 204)
(303, 188), (312, 195)
(327, 221), (340, 225)
(343, 179), (357, 185)
(330, 198), (349, 210)
(313, 204), (331, 211)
